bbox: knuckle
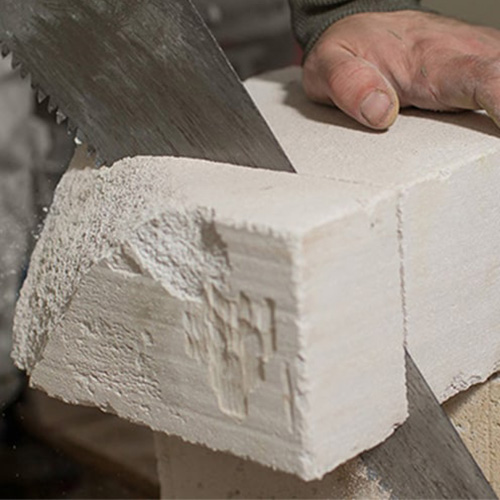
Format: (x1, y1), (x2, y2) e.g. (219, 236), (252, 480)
(326, 60), (374, 96)
(478, 55), (500, 82)
(302, 57), (329, 103)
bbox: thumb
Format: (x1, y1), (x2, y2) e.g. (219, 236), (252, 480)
(308, 47), (400, 130)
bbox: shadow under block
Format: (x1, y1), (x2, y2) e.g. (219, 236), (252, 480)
(154, 434), (391, 500)
(20, 390), (159, 497)
(12, 67), (500, 480)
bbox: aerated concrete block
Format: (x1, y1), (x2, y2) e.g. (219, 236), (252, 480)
(13, 147), (404, 480)
(12, 67), (500, 480)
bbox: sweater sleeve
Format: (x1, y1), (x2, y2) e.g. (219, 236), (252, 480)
(289, 0), (427, 56)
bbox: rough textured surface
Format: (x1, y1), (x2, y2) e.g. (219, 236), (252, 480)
(13, 66), (500, 480)
(444, 374), (500, 495)
(14, 146), (405, 480)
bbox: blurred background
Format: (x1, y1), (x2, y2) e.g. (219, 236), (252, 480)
(0, 0), (499, 498)
(422, 0), (500, 28)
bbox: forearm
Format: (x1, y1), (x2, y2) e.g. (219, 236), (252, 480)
(288, 0), (426, 56)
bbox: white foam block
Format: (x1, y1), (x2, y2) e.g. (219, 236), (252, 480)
(13, 66), (500, 479)
(13, 148), (404, 480)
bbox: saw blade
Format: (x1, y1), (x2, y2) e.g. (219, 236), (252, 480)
(362, 352), (497, 499)
(0, 0), (295, 171)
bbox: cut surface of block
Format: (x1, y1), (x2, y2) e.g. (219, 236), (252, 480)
(13, 148), (405, 480)
(402, 166), (500, 401)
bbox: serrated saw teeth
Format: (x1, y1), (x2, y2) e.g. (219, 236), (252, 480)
(0, 0), (295, 172)
(10, 54), (21, 69)
(66, 119), (77, 135)
(0, 42), (10, 58)
(47, 99), (57, 114)
(0, 42), (106, 167)
(1, 44), (80, 156)
(36, 89), (48, 104)
(55, 109), (67, 125)
(76, 130), (87, 145)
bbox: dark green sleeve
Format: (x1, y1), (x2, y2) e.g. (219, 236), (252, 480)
(289, 0), (427, 56)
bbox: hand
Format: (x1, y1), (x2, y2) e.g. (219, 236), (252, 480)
(303, 11), (500, 130)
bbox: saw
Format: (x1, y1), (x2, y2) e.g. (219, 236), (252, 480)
(0, 0), (293, 170)
(0, 1), (495, 497)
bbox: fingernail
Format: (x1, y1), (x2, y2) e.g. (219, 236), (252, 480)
(361, 90), (393, 128)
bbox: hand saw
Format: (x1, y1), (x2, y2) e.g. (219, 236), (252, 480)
(0, 1), (496, 497)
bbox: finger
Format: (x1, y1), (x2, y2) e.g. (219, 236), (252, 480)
(307, 47), (400, 130)
(427, 55), (500, 126)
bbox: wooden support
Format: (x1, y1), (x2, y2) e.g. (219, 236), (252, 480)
(444, 374), (500, 494)
(12, 67), (500, 482)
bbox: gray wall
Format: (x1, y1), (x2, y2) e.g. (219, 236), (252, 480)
(422, 0), (500, 29)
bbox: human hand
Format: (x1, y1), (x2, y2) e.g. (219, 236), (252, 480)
(303, 11), (500, 130)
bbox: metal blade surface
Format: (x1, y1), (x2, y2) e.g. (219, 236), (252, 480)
(362, 351), (497, 499)
(0, 0), (294, 171)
